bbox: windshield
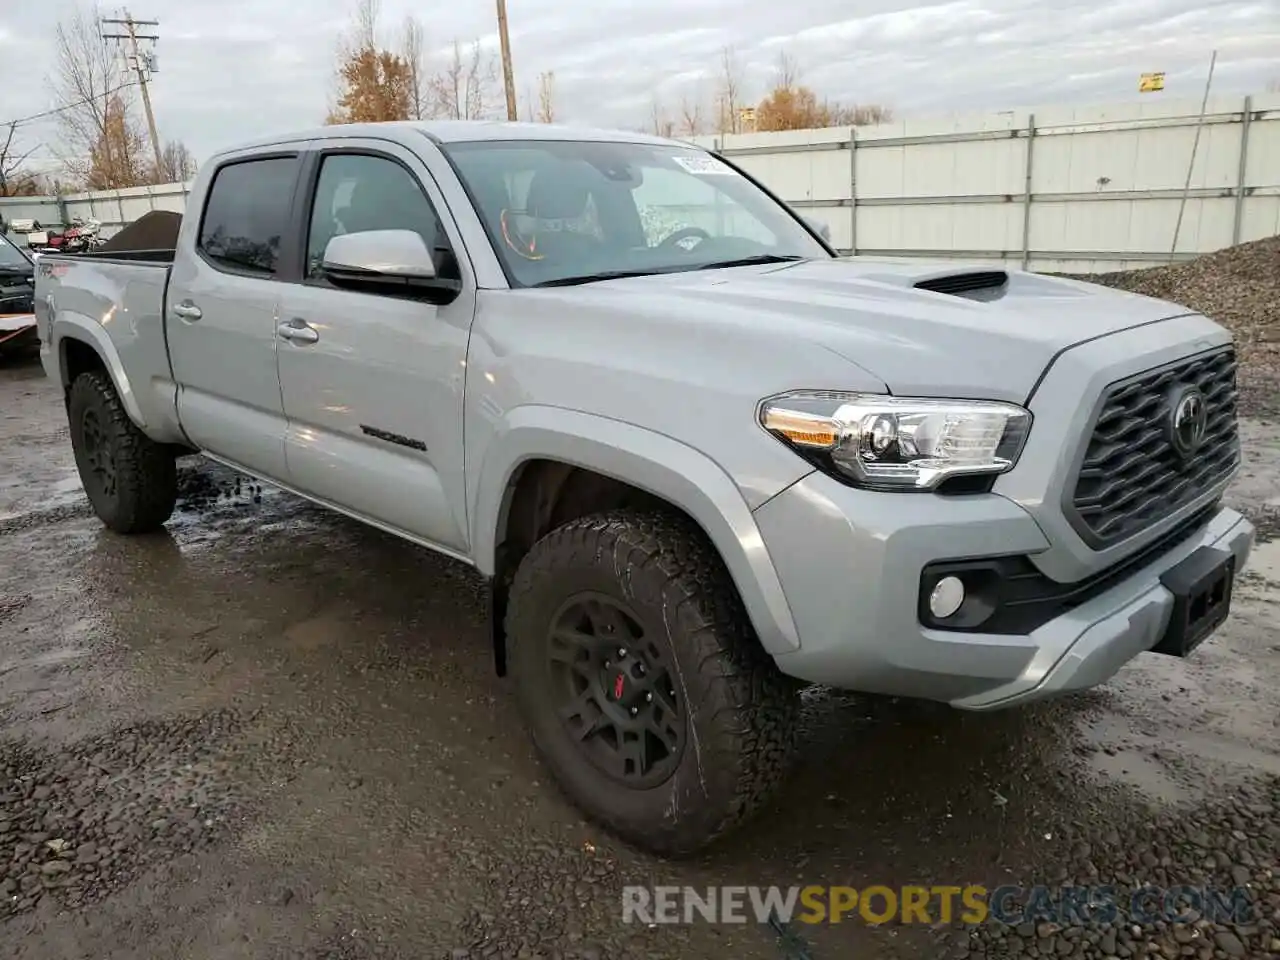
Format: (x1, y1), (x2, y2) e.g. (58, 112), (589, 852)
(0, 233), (31, 272)
(441, 139), (831, 287)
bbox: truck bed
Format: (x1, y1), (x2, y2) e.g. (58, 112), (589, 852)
(35, 251), (184, 444)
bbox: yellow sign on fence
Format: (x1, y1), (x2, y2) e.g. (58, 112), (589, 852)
(1139, 72), (1166, 93)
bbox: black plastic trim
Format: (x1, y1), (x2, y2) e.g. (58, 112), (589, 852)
(919, 501), (1220, 635)
(914, 271), (1008, 297)
(1060, 345), (1238, 550)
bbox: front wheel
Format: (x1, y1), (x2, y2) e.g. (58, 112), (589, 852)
(505, 510), (800, 857)
(67, 371), (177, 534)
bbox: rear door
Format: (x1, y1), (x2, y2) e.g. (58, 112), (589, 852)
(274, 140), (476, 553)
(166, 152), (304, 480)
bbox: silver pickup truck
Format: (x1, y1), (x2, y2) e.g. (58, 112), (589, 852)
(34, 120), (1254, 855)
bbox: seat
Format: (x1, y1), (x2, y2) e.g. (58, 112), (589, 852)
(521, 165), (604, 264)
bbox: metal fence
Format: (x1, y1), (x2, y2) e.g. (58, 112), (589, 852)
(0, 181), (191, 239)
(690, 92), (1280, 273)
(3, 92), (1277, 273)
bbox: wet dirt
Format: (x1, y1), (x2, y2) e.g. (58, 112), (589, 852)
(2, 355), (1279, 960)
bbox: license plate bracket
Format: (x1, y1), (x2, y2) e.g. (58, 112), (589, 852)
(1153, 546), (1235, 657)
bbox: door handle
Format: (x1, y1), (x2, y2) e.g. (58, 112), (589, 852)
(172, 301), (202, 321)
(277, 319), (319, 344)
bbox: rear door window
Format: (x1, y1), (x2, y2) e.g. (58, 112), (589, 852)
(197, 157), (297, 276)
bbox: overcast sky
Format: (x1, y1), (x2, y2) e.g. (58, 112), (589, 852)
(1, 0), (1276, 173)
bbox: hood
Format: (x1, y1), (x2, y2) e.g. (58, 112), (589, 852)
(545, 257), (1199, 404)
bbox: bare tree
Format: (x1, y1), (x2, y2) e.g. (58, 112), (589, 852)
(648, 97), (675, 137)
(352, 0), (378, 51)
(773, 49), (801, 91)
(0, 124), (39, 196)
(828, 102), (893, 126)
(536, 72), (556, 124)
(401, 15), (428, 120)
(155, 140), (197, 182)
(428, 39), (498, 120)
(678, 93), (703, 136)
(50, 3), (147, 188)
(714, 46), (744, 134)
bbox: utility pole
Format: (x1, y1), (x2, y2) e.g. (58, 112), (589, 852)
(101, 10), (164, 176)
(495, 0), (518, 121)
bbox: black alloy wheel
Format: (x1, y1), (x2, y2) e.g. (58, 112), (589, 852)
(78, 407), (119, 502)
(547, 592), (685, 788)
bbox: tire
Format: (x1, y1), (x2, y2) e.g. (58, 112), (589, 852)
(67, 370), (177, 534)
(505, 509), (800, 857)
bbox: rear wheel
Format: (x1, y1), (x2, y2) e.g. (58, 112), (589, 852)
(68, 371), (177, 534)
(505, 509), (800, 857)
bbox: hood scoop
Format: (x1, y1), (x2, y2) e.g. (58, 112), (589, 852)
(914, 270), (1009, 300)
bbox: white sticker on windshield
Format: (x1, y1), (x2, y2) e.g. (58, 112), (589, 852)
(672, 154), (737, 176)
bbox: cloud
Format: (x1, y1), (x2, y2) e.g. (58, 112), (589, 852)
(1, 0), (1275, 177)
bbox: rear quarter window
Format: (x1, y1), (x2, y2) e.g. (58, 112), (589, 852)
(197, 157), (297, 275)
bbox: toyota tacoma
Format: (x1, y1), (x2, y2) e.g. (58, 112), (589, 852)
(33, 121), (1254, 855)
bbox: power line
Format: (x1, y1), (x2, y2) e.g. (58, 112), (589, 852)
(0, 79), (141, 131)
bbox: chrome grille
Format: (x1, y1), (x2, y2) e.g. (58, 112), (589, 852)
(1067, 346), (1239, 548)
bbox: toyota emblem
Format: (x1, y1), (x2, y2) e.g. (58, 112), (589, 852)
(1168, 385), (1208, 459)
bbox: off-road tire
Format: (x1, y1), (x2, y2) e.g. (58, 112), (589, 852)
(68, 370), (177, 534)
(505, 509), (800, 857)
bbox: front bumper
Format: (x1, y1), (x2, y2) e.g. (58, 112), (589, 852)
(753, 471), (1255, 710)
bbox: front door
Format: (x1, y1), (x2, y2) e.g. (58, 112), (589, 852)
(167, 153), (302, 480)
(275, 143), (475, 553)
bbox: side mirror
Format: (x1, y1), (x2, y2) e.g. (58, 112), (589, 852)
(322, 229), (461, 302)
(803, 216), (831, 242)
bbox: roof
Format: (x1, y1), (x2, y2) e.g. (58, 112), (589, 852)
(211, 120), (697, 160)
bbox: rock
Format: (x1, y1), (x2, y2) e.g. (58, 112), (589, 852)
(1101, 928), (1118, 954)
(1212, 931), (1245, 956)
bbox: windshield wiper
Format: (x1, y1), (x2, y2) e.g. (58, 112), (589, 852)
(533, 255), (806, 288)
(534, 269), (667, 288)
(693, 254), (805, 271)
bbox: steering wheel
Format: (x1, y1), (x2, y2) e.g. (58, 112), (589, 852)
(658, 226), (713, 252)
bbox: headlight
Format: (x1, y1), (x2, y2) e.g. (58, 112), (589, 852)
(759, 391), (1031, 491)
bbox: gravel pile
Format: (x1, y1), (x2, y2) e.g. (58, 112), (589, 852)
(1077, 236), (1280, 417)
(97, 210), (181, 253)
(0, 709), (244, 917)
(947, 774), (1280, 959)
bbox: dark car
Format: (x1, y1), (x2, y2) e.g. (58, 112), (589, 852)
(0, 231), (37, 354)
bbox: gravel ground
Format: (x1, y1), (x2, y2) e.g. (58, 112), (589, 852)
(2, 257), (1280, 960)
(0, 711), (243, 916)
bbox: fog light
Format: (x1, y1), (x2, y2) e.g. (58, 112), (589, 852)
(929, 576), (966, 619)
